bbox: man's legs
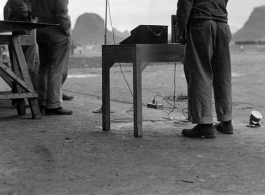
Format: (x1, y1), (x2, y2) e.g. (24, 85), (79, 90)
(61, 36), (74, 101)
(37, 28), (72, 115)
(46, 35), (69, 109)
(62, 36), (71, 85)
(182, 20), (233, 137)
(37, 32), (49, 109)
(184, 20), (215, 124)
(212, 22), (233, 134)
(212, 22), (232, 122)
(182, 20), (219, 138)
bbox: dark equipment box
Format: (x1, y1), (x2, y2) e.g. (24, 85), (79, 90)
(120, 25), (168, 44)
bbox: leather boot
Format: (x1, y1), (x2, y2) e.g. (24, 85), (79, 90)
(182, 124), (215, 138)
(215, 121), (234, 134)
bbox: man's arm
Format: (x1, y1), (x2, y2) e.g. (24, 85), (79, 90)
(176, 0), (193, 44)
(56, 0), (71, 36)
(11, 0), (30, 19)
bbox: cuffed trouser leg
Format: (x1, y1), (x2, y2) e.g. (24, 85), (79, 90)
(212, 22), (232, 122)
(184, 20), (232, 124)
(37, 28), (71, 109)
(62, 36), (71, 85)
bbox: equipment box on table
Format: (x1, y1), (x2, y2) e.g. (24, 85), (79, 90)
(120, 25), (168, 44)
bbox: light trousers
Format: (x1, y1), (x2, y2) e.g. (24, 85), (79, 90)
(36, 27), (71, 109)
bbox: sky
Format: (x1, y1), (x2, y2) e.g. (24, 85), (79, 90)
(0, 0), (264, 34)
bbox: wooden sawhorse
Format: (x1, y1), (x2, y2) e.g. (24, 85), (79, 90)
(102, 44), (184, 137)
(0, 21), (57, 119)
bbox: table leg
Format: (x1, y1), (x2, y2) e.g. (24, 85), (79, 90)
(9, 45), (26, 115)
(133, 50), (143, 137)
(102, 61), (113, 131)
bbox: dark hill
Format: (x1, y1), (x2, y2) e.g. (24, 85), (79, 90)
(233, 6), (265, 42)
(71, 13), (130, 45)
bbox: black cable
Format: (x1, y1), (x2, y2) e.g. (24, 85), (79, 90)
(107, 0), (133, 98)
(167, 62), (177, 116)
(182, 108), (188, 119)
(62, 89), (133, 105)
(119, 63), (133, 97)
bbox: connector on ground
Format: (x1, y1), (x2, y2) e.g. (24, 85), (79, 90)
(147, 103), (163, 109)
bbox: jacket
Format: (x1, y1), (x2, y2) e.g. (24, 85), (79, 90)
(31, 0), (71, 36)
(176, 0), (229, 30)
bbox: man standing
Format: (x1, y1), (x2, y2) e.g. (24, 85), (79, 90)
(176, 0), (233, 138)
(32, 0), (73, 115)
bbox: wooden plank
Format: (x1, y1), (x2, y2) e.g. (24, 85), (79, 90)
(102, 45), (135, 63)
(0, 67), (13, 87)
(139, 44), (184, 62)
(0, 91), (37, 99)
(20, 35), (35, 46)
(0, 34), (34, 45)
(0, 58), (10, 64)
(0, 20), (59, 32)
(27, 98), (42, 119)
(0, 62), (33, 92)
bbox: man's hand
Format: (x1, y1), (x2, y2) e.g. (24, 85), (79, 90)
(177, 28), (187, 45)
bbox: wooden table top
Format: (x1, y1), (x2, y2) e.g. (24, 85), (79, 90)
(0, 20), (58, 33)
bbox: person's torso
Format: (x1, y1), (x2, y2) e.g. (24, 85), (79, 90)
(191, 0), (228, 22)
(32, 0), (68, 24)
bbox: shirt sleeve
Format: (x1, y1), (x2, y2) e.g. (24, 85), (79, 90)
(56, 0), (71, 36)
(176, 0), (194, 30)
(31, 0), (36, 19)
(11, 0), (30, 19)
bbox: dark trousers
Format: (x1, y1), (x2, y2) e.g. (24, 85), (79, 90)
(184, 19), (232, 124)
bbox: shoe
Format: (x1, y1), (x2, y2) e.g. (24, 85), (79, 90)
(182, 124), (215, 138)
(93, 107), (115, 113)
(39, 106), (46, 115)
(214, 121), (234, 134)
(45, 107), (73, 115)
(62, 93), (74, 101)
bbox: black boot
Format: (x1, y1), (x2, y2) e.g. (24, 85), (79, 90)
(62, 93), (74, 101)
(182, 124), (215, 138)
(214, 121), (233, 134)
(45, 107), (73, 115)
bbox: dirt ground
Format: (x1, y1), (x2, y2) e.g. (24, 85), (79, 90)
(1, 45), (265, 195)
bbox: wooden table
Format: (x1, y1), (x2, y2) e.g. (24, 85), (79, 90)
(0, 20), (57, 119)
(102, 44), (184, 137)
